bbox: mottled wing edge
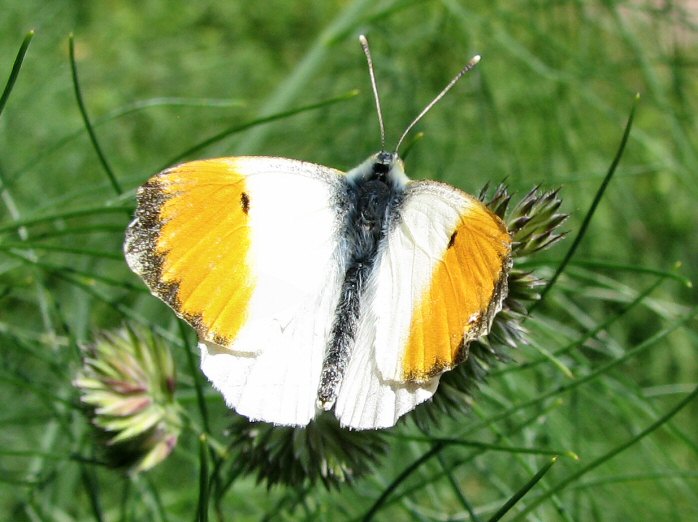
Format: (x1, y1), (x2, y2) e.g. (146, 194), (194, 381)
(124, 172), (197, 328)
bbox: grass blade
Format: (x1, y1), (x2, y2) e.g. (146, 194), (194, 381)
(531, 94), (640, 310)
(510, 385), (698, 520)
(0, 30), (34, 117)
(361, 442), (445, 521)
(487, 457), (559, 522)
(197, 433), (210, 522)
(160, 90), (358, 170)
(459, 307), (697, 439)
(68, 33), (122, 195)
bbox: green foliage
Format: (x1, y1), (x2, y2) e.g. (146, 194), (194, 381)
(1, 1), (696, 520)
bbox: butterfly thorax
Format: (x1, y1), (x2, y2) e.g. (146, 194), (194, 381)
(316, 153), (408, 411)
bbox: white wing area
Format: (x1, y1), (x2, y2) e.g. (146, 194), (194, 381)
(334, 181), (471, 429)
(199, 157), (348, 426)
(333, 317), (439, 428)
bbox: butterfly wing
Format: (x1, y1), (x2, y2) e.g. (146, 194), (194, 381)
(125, 157), (349, 426)
(334, 180), (511, 429)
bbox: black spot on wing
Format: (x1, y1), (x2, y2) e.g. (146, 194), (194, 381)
(448, 230), (458, 249)
(240, 192), (250, 214)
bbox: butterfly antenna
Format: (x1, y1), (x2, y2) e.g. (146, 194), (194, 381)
(359, 35), (386, 152)
(394, 54), (481, 154)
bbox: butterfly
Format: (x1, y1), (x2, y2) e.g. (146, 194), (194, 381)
(124, 36), (512, 430)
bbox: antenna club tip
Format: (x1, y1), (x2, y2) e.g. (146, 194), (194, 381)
(359, 34), (368, 44)
(472, 54), (482, 64)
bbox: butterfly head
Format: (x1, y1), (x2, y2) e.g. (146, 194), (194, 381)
(347, 151), (408, 189)
(358, 35), (480, 194)
(374, 150), (395, 172)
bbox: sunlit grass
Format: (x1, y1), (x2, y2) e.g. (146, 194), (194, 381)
(1, 1), (696, 520)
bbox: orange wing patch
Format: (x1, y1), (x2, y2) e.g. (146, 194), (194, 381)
(126, 159), (254, 346)
(402, 200), (511, 381)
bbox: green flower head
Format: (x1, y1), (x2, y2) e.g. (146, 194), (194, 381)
(74, 326), (183, 474)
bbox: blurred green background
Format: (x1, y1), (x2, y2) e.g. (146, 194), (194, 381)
(1, 1), (696, 520)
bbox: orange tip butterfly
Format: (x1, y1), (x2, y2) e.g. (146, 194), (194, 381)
(125, 36), (512, 430)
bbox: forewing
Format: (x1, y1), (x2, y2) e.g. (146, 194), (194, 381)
(125, 157), (349, 425)
(376, 180), (511, 381)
